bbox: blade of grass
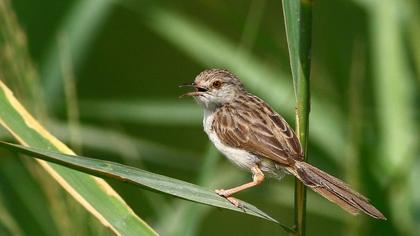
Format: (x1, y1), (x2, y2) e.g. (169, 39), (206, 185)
(0, 80), (157, 235)
(0, 2), (77, 233)
(0, 1), (91, 234)
(0, 141), (296, 232)
(282, 0), (313, 235)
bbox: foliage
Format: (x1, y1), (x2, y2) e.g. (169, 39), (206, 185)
(0, 0), (419, 235)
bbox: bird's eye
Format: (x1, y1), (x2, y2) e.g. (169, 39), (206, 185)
(212, 80), (222, 89)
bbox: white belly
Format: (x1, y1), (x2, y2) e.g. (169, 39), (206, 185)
(203, 111), (259, 170)
(203, 110), (286, 179)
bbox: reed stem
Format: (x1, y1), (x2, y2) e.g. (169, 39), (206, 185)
(282, 0), (313, 235)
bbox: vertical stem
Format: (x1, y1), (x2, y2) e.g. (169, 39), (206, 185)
(282, 0), (313, 235)
(293, 25), (311, 236)
(295, 2), (311, 235)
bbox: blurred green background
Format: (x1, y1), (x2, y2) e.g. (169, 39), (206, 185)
(0, 0), (419, 235)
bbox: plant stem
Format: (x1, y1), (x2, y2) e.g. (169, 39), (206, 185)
(282, 0), (313, 235)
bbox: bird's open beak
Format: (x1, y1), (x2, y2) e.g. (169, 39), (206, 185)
(179, 82), (207, 97)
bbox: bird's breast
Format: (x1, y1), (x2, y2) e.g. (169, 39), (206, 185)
(202, 110), (260, 170)
(202, 109), (287, 179)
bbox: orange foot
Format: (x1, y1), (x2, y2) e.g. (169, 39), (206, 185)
(215, 189), (242, 209)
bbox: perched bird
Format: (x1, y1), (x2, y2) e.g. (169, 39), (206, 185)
(181, 68), (386, 220)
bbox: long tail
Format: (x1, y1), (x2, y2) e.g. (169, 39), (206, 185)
(286, 161), (386, 220)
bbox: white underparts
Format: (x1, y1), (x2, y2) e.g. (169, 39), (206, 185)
(203, 109), (286, 180)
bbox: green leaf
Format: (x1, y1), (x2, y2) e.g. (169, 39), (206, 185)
(0, 141), (294, 232)
(0, 81), (157, 236)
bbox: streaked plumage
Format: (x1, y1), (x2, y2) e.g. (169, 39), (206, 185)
(212, 93), (302, 165)
(182, 68), (385, 220)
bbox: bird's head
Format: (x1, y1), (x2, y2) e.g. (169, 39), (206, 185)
(180, 69), (244, 110)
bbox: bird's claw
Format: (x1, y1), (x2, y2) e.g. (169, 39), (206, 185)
(215, 189), (244, 210)
(215, 189), (231, 197)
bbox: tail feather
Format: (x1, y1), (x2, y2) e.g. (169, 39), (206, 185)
(287, 161), (386, 220)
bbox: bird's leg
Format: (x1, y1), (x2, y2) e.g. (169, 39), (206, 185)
(215, 165), (264, 207)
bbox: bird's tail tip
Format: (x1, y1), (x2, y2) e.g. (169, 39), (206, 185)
(288, 161), (386, 220)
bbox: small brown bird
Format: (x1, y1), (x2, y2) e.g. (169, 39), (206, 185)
(181, 68), (386, 220)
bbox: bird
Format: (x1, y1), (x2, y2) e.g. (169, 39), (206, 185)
(180, 68), (386, 220)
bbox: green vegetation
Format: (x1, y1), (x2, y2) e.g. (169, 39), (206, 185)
(0, 0), (418, 235)
(282, 0), (312, 235)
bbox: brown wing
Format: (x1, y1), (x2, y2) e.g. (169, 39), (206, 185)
(212, 95), (303, 166)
